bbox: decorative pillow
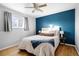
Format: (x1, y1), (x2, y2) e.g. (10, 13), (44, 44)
(39, 27), (59, 36)
(39, 31), (55, 36)
(39, 33), (54, 36)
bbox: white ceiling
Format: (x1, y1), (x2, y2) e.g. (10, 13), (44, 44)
(1, 3), (77, 18)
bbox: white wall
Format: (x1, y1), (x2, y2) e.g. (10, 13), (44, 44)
(0, 5), (36, 49)
(75, 4), (79, 54)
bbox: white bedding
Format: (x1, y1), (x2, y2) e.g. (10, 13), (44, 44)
(18, 35), (60, 56)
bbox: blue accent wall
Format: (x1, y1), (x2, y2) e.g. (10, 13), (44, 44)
(36, 9), (75, 45)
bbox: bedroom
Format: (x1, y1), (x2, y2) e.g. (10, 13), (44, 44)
(0, 3), (79, 56)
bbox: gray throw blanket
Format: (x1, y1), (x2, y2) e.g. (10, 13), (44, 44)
(31, 39), (55, 49)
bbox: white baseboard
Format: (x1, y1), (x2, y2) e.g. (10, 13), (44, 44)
(0, 43), (18, 51)
(75, 46), (79, 55)
(60, 43), (75, 47)
(65, 43), (75, 47)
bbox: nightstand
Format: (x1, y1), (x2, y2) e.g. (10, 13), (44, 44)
(60, 37), (66, 44)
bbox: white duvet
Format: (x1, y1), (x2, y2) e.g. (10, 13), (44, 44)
(18, 35), (60, 56)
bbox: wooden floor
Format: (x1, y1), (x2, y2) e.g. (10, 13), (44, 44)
(55, 44), (78, 56)
(0, 44), (78, 56)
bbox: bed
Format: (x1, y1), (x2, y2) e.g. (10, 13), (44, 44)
(18, 27), (60, 56)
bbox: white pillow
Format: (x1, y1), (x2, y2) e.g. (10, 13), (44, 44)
(42, 28), (49, 31)
(40, 27), (59, 36)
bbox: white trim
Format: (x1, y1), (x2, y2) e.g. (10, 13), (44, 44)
(75, 46), (79, 55)
(60, 43), (75, 47)
(64, 43), (75, 47)
(0, 43), (18, 51)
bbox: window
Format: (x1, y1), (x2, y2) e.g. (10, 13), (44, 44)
(12, 14), (29, 31)
(12, 15), (24, 29)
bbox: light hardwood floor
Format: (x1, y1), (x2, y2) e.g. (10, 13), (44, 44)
(0, 44), (78, 56)
(55, 44), (78, 56)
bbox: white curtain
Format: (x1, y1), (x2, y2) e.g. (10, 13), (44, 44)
(24, 17), (29, 31)
(4, 11), (12, 32)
